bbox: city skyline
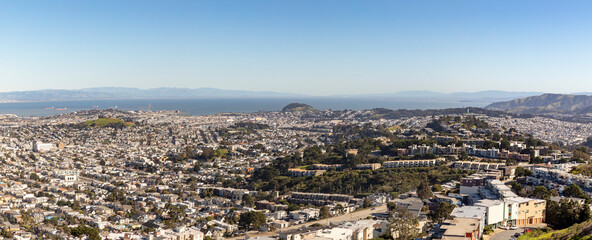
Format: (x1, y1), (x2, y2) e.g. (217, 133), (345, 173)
(1, 0), (592, 95)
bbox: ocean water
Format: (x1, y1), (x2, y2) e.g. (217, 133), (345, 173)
(0, 98), (489, 117)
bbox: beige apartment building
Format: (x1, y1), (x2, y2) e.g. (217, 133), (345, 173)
(506, 197), (546, 226)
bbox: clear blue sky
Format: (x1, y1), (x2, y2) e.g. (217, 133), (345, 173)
(1, 0), (591, 95)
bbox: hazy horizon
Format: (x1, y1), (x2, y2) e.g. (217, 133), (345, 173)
(0, 87), (590, 97)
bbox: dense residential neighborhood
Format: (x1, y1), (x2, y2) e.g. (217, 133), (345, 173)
(0, 107), (591, 240)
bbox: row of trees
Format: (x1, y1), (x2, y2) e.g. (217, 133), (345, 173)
(546, 198), (591, 229)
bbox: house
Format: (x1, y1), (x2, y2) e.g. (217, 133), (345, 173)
(440, 217), (481, 240)
(396, 195), (424, 218)
(339, 219), (379, 240)
(450, 206), (486, 239)
(270, 220), (289, 229)
(279, 226), (327, 240)
(315, 227), (353, 240)
(289, 208), (320, 222)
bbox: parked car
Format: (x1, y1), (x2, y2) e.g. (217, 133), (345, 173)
(510, 225), (519, 230)
(514, 233), (521, 237)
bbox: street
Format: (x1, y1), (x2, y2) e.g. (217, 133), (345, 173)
(227, 204), (388, 240)
(488, 224), (546, 240)
(489, 228), (524, 240)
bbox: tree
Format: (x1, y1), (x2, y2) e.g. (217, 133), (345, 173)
(319, 206), (331, 219)
(532, 186), (551, 199)
(506, 159), (518, 166)
(363, 198), (372, 208)
(580, 203), (591, 223)
(511, 182), (524, 196)
(238, 211), (266, 231)
(70, 225), (101, 240)
(30, 173), (40, 181)
(432, 184), (443, 192)
(388, 205), (419, 240)
(165, 203), (187, 224)
(563, 184), (591, 204)
(417, 181), (433, 200)
(428, 202), (456, 223)
(303, 146), (324, 165)
(0, 229), (13, 238)
(192, 163), (201, 173)
(242, 194), (254, 208)
(500, 139), (510, 149)
(387, 202), (397, 211)
(252, 166), (280, 182)
(288, 203), (300, 212)
(200, 147), (216, 160)
(426, 120), (445, 132)
(335, 204), (345, 215)
(459, 151), (469, 161)
(573, 147), (590, 162)
(515, 166), (533, 177)
(546, 199), (590, 229)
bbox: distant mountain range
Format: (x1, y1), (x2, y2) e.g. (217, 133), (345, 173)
(486, 93), (592, 114)
(354, 90), (544, 101)
(0, 87), (303, 102)
(3, 88), (592, 117)
(0, 87), (549, 102)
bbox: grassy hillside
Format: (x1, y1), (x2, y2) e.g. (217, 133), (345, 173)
(83, 118), (134, 127)
(486, 94), (592, 114)
(518, 220), (592, 240)
(570, 164), (592, 177)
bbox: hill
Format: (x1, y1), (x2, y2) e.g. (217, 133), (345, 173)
(519, 219), (592, 240)
(282, 103), (315, 112)
(83, 118), (134, 128)
(354, 90), (542, 101)
(486, 94), (592, 114)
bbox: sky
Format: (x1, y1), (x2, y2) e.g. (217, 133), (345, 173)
(1, 1), (591, 95)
